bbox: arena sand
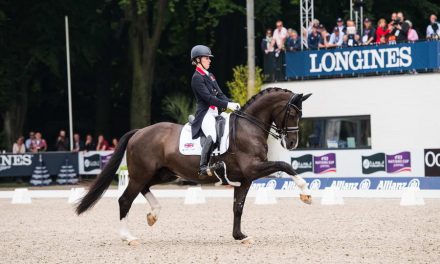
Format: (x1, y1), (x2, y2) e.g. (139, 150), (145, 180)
(1, 195), (439, 264)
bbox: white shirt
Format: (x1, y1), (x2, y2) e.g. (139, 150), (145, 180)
(426, 22), (440, 37)
(329, 32), (344, 46)
(273, 27), (287, 49)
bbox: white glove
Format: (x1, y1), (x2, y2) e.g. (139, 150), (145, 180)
(227, 102), (241, 111)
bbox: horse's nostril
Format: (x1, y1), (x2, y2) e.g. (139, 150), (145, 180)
(289, 141), (294, 148)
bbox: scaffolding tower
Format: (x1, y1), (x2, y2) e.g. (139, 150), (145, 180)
(300, 0), (314, 50)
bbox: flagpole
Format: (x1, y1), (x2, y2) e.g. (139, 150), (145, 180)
(65, 16), (74, 151)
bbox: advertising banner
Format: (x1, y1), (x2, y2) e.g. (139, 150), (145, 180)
(78, 151), (114, 174)
(285, 41), (440, 79)
(0, 152), (78, 177)
(424, 149), (440, 177)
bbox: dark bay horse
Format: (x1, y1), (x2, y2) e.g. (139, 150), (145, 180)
(76, 88), (312, 245)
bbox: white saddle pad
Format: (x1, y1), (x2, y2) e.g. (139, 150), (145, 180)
(179, 112), (231, 156)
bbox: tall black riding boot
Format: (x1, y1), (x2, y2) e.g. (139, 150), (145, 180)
(198, 136), (214, 179)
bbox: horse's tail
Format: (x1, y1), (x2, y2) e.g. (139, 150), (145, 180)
(76, 129), (139, 215)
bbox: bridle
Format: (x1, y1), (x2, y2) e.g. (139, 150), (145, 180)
(233, 94), (302, 140)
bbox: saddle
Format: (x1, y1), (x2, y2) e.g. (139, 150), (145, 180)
(188, 115), (225, 150)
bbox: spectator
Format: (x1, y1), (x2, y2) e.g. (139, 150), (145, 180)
(285, 29), (301, 51)
(361, 18), (376, 45)
(336, 17), (346, 35)
(31, 132), (47, 152)
(109, 138), (118, 151)
(345, 20), (358, 46)
(318, 24), (330, 48)
(406, 20), (419, 41)
(25, 131), (35, 151)
(84, 134), (96, 151)
(55, 129), (69, 151)
(341, 34), (349, 48)
(307, 19), (320, 35)
(426, 14), (440, 39)
(379, 35), (387, 44)
(273, 20), (287, 51)
(307, 25), (321, 49)
(376, 18), (390, 43)
(12, 136), (26, 154)
(261, 28), (274, 53)
(96, 134), (109, 151)
(327, 26), (344, 47)
(72, 133), (85, 152)
(391, 12), (409, 42)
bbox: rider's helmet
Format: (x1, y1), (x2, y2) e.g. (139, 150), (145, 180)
(191, 45), (214, 65)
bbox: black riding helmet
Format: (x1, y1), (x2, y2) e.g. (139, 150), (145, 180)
(191, 45), (214, 65)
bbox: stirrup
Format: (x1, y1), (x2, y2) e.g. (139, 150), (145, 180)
(198, 165), (212, 179)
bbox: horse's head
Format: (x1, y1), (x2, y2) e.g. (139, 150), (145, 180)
(273, 93), (312, 150)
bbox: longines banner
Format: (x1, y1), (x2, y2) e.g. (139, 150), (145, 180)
(0, 152), (78, 177)
(285, 41), (440, 78)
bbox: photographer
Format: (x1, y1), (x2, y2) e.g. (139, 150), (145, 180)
(390, 12), (410, 42)
(426, 14), (440, 40)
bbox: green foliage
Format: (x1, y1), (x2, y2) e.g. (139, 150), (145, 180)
(226, 65), (263, 106)
(162, 93), (195, 124)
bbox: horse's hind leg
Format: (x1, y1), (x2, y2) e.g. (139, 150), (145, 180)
(140, 168), (178, 227)
(118, 179), (145, 245)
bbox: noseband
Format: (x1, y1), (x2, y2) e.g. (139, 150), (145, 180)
(233, 94), (302, 140)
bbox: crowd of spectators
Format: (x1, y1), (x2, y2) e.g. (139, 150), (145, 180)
(261, 13), (440, 81)
(11, 129), (119, 154)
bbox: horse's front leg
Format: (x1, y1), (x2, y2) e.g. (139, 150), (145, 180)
(232, 181), (252, 243)
(247, 161), (312, 204)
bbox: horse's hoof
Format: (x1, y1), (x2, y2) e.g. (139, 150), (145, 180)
(300, 194), (312, 205)
(128, 239), (140, 246)
(147, 213), (157, 226)
(240, 237), (254, 245)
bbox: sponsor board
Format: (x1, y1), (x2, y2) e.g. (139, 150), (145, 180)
(291, 153), (336, 175)
(362, 151), (411, 174)
(78, 151), (114, 174)
(424, 149), (440, 177)
(251, 177), (440, 190)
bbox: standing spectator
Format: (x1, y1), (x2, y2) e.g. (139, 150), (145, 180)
(346, 20), (358, 46)
(55, 129), (69, 151)
(391, 12), (409, 42)
(109, 138), (118, 151)
(307, 19), (320, 35)
(12, 136), (26, 154)
(72, 133), (85, 152)
(336, 18), (346, 35)
(307, 25), (321, 49)
(261, 28), (276, 82)
(31, 132), (47, 152)
(285, 29), (301, 51)
(96, 134), (109, 151)
(318, 25), (330, 48)
(84, 134), (96, 151)
(25, 131), (35, 151)
(426, 14), (440, 39)
(327, 26), (344, 47)
(406, 20), (419, 41)
(361, 18), (376, 45)
(376, 19), (390, 43)
(261, 28), (274, 53)
(273, 20), (287, 51)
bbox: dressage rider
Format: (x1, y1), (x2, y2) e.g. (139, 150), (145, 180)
(190, 45), (241, 178)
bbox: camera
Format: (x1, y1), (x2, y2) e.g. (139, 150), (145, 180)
(392, 18), (402, 25)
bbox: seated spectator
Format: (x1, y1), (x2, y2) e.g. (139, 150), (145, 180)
(406, 20), (419, 41)
(391, 12), (409, 42)
(261, 28), (274, 54)
(109, 138), (118, 151)
(273, 20), (287, 51)
(84, 134), (96, 151)
(25, 131), (35, 151)
(318, 25), (330, 48)
(72, 133), (85, 152)
(13, 136), (26, 154)
(31, 132), (47, 152)
(55, 129), (69, 151)
(307, 26), (321, 49)
(96, 134), (109, 151)
(336, 17), (346, 34)
(361, 18), (376, 45)
(327, 26), (344, 47)
(376, 18), (390, 43)
(426, 14), (440, 39)
(285, 29), (301, 51)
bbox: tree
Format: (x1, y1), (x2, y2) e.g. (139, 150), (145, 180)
(226, 65), (263, 106)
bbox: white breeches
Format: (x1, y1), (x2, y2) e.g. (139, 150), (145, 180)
(201, 108), (218, 143)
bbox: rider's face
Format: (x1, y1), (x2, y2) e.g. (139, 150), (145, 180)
(200, 56), (211, 69)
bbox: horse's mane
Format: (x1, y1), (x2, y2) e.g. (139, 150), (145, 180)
(241, 87), (293, 111)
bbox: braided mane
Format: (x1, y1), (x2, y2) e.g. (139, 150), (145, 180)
(241, 87), (293, 111)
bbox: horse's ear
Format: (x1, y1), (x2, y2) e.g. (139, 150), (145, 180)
(301, 93), (312, 101)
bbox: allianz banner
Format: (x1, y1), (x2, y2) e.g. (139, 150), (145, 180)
(285, 41), (440, 78)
